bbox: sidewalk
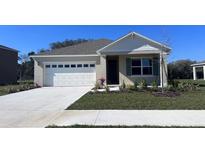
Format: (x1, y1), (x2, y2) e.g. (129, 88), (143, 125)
(50, 110), (205, 127)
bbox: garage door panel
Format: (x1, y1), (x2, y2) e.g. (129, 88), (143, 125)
(44, 62), (96, 87)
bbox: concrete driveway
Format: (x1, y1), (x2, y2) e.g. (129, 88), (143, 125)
(0, 86), (92, 127)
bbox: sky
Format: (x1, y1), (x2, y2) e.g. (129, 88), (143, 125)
(0, 25), (205, 62)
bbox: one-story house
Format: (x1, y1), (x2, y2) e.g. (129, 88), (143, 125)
(0, 45), (18, 85)
(31, 32), (171, 87)
(191, 62), (205, 80)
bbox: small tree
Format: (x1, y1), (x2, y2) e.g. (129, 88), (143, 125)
(19, 54), (28, 81)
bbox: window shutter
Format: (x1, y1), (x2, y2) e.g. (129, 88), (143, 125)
(126, 58), (132, 76)
(153, 58), (159, 76)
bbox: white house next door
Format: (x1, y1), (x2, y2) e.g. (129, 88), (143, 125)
(44, 62), (96, 87)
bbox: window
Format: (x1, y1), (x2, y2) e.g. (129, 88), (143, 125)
(83, 64), (88, 67)
(71, 64), (76, 68)
(131, 58), (153, 75)
(131, 59), (141, 75)
(90, 64), (95, 67)
(142, 58), (152, 75)
(77, 64), (82, 68)
(132, 59), (141, 67)
(52, 64), (57, 68)
(58, 64), (63, 68)
(45, 65), (50, 68)
(132, 67), (141, 75)
(64, 64), (70, 68)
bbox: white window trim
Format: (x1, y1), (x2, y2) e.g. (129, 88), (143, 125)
(130, 57), (154, 76)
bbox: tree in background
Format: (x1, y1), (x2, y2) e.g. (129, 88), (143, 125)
(18, 51), (35, 81)
(38, 48), (50, 53)
(168, 59), (196, 80)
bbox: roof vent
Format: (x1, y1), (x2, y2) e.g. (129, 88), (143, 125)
(131, 32), (135, 39)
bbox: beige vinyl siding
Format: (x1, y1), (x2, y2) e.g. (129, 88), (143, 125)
(34, 60), (44, 86)
(96, 56), (106, 82)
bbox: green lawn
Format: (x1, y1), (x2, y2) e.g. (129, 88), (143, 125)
(67, 87), (205, 110)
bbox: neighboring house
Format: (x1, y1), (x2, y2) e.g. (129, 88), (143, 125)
(31, 32), (171, 87)
(191, 62), (205, 80)
(0, 45), (18, 85)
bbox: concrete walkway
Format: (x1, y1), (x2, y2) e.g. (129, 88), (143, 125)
(51, 110), (205, 127)
(0, 87), (92, 128)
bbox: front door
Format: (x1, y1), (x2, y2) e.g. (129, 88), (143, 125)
(106, 56), (119, 85)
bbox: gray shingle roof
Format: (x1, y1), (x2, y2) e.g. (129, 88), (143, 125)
(36, 39), (112, 55)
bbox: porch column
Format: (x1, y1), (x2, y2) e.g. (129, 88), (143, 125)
(193, 66), (196, 80)
(203, 66), (205, 80)
(159, 53), (163, 87)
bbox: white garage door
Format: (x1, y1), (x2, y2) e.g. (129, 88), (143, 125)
(44, 62), (96, 87)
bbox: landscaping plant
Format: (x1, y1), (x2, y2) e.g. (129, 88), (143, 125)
(122, 80), (126, 89)
(151, 80), (158, 91)
(177, 81), (199, 92)
(138, 79), (147, 90)
(105, 85), (110, 93)
(166, 84), (176, 92)
(1, 83), (40, 95)
(120, 80), (127, 92)
(99, 78), (106, 88)
(134, 80), (138, 90)
(94, 82), (101, 91)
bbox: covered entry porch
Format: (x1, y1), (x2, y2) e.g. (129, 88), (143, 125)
(105, 53), (166, 87)
(191, 63), (205, 80)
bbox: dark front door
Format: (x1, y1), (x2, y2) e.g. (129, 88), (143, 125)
(107, 56), (119, 85)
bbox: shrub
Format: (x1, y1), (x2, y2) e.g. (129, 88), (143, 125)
(166, 84), (176, 92)
(105, 85), (110, 93)
(3, 83), (39, 95)
(177, 81), (199, 92)
(168, 80), (199, 92)
(138, 79), (147, 90)
(99, 78), (106, 88)
(7, 87), (16, 93)
(94, 82), (101, 90)
(18, 80), (34, 85)
(122, 80), (126, 89)
(168, 80), (180, 88)
(120, 80), (126, 92)
(126, 85), (135, 91)
(134, 80), (138, 90)
(151, 80), (158, 91)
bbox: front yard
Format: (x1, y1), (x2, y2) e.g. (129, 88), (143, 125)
(67, 80), (205, 110)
